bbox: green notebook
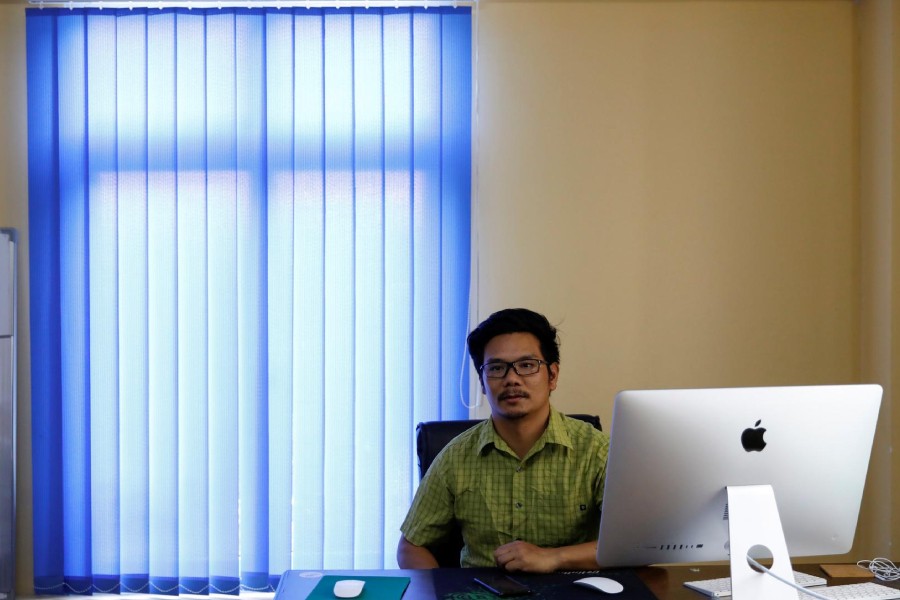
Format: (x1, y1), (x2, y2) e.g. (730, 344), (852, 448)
(305, 575), (410, 600)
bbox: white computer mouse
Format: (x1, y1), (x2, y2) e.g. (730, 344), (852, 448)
(332, 579), (365, 598)
(573, 576), (624, 594)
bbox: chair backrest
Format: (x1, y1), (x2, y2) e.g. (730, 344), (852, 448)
(412, 413), (602, 567)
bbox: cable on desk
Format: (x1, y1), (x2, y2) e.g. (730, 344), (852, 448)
(858, 558), (900, 582)
(746, 556), (835, 600)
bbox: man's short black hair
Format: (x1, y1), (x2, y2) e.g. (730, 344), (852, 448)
(466, 308), (560, 371)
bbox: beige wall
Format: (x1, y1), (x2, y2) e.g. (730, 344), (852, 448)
(471, 0), (891, 562)
(473, 0), (859, 420)
(0, 3), (30, 595)
(3, 0), (897, 593)
(857, 0), (896, 564)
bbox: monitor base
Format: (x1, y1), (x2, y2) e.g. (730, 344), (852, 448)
(727, 485), (796, 600)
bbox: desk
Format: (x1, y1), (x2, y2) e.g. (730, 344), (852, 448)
(276, 563), (900, 600)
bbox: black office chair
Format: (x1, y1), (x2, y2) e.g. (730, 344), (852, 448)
(413, 413), (602, 567)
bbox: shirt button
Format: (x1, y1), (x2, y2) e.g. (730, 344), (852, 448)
(515, 466), (523, 472)
(515, 502), (523, 509)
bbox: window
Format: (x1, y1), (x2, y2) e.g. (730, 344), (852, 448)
(27, 6), (471, 594)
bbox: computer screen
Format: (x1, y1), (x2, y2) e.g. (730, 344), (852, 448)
(596, 384), (882, 568)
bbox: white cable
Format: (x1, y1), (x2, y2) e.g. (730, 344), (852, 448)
(858, 558), (900, 581)
(746, 556), (834, 600)
(458, 312), (480, 411)
(460, 0), (481, 414)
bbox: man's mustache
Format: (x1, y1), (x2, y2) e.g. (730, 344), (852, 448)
(498, 389), (529, 401)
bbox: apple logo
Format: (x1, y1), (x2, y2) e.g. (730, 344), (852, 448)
(741, 420), (767, 452)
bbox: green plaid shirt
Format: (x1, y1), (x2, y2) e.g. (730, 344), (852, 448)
(400, 407), (610, 568)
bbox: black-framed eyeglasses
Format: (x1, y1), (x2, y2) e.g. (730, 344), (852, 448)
(478, 358), (550, 379)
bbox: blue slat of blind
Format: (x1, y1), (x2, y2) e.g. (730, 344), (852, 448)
(116, 10), (151, 592)
(146, 11), (180, 590)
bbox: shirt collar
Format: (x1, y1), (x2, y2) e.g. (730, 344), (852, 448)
(476, 406), (575, 458)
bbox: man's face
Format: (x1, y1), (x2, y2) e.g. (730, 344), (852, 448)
(480, 332), (558, 421)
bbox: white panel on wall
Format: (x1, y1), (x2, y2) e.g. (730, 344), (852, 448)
(0, 233), (14, 337)
(0, 228), (16, 600)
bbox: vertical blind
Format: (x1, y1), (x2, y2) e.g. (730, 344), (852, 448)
(26, 6), (471, 595)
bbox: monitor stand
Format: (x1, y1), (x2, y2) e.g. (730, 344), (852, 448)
(727, 485), (796, 600)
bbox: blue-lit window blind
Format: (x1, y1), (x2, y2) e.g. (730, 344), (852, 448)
(26, 7), (471, 595)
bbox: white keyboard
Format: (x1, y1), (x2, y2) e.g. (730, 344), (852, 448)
(685, 571), (828, 597)
(798, 583), (900, 599)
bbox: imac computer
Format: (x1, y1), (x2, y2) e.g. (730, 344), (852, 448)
(595, 384), (882, 599)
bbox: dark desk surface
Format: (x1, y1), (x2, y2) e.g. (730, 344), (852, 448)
(276, 563), (900, 600)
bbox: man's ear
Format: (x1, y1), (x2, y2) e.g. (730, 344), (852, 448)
(548, 362), (559, 392)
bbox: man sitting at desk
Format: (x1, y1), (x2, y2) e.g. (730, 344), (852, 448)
(397, 308), (610, 573)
